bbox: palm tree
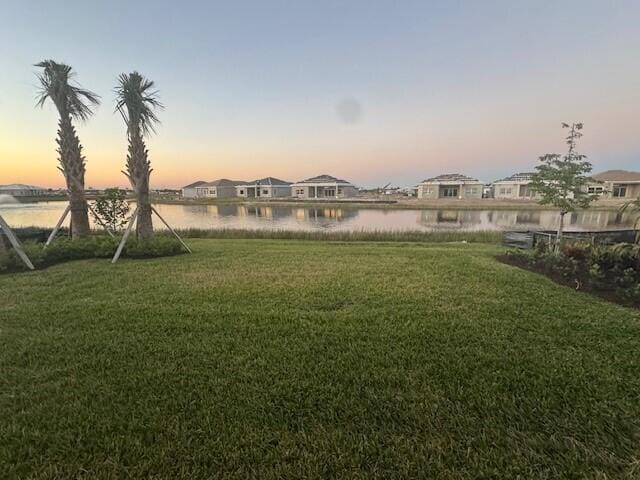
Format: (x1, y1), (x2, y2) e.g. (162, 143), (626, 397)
(115, 72), (163, 239)
(35, 60), (100, 239)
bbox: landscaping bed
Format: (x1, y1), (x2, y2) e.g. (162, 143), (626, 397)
(0, 235), (185, 273)
(498, 241), (640, 308)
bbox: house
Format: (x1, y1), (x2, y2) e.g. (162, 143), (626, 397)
(291, 175), (358, 199)
(235, 177), (292, 198)
(195, 179), (245, 198)
(493, 172), (539, 200)
(181, 181), (207, 198)
(591, 170), (640, 199)
(416, 174), (483, 200)
(0, 184), (47, 197)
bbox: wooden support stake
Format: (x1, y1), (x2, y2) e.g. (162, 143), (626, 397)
(0, 214), (35, 270)
(44, 204), (71, 248)
(111, 207), (138, 264)
(151, 206), (192, 254)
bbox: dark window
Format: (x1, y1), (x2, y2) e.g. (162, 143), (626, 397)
(440, 186), (458, 197)
(612, 185), (627, 197)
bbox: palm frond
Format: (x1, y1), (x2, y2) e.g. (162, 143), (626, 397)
(114, 71), (163, 136)
(34, 60), (100, 121)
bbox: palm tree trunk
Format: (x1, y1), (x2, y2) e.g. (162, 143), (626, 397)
(68, 189), (90, 239)
(57, 115), (90, 239)
(127, 129), (153, 239)
(136, 173), (154, 240)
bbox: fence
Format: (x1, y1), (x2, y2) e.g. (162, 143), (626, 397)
(503, 229), (639, 249)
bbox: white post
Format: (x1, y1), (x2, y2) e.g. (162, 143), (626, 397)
(111, 207), (138, 264)
(44, 204), (71, 248)
(151, 206), (192, 254)
(0, 214), (35, 270)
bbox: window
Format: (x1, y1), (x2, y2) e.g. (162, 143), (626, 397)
(499, 187), (512, 195)
(441, 187), (458, 197)
(337, 187), (343, 194)
(295, 188), (304, 195)
(612, 185), (627, 198)
(423, 188), (433, 195)
(262, 189), (269, 195)
(239, 189), (244, 195)
(465, 187), (478, 195)
(519, 185), (535, 198)
(588, 186), (604, 195)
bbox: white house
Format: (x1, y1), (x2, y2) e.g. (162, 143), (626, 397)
(194, 179), (245, 198)
(181, 181), (207, 198)
(416, 174), (483, 200)
(0, 184), (47, 197)
(493, 173), (540, 200)
(291, 175), (358, 199)
(235, 177), (292, 198)
(591, 170), (640, 199)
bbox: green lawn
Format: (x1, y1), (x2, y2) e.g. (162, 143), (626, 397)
(1, 239), (639, 479)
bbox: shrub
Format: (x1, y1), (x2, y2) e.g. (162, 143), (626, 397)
(504, 241), (640, 307)
(0, 235), (185, 273)
(90, 188), (131, 232)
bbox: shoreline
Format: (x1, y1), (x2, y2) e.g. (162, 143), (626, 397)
(152, 196), (630, 211)
(7, 195), (631, 211)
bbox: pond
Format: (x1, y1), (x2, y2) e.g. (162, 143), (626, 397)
(0, 201), (634, 232)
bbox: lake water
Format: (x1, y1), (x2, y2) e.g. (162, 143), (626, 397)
(0, 201), (634, 232)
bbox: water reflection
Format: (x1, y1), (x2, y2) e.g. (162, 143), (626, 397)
(0, 201), (635, 232)
(417, 209), (633, 231)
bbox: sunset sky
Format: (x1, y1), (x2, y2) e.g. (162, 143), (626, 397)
(1, 0), (639, 189)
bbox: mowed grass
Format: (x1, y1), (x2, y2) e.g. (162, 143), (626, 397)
(1, 239), (639, 479)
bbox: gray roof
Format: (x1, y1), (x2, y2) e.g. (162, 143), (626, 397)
(494, 172), (535, 183)
(201, 179), (246, 187)
(421, 173), (480, 183)
(593, 170), (640, 182)
(181, 180), (207, 189)
(295, 174), (352, 185)
(243, 177), (291, 186)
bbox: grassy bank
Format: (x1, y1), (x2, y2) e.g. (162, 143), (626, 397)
(176, 228), (503, 243)
(1, 240), (639, 478)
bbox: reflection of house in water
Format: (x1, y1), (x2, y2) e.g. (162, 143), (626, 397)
(188, 205), (239, 217)
(515, 211), (541, 225)
(237, 206), (292, 220)
(483, 209), (631, 231)
(490, 210), (552, 229)
(573, 210), (628, 230)
(295, 208), (358, 222)
(418, 210), (483, 228)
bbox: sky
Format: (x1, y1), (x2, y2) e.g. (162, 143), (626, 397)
(1, 0), (639, 189)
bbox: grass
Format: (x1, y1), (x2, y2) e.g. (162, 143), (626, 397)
(1, 239), (639, 479)
(176, 228), (503, 244)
